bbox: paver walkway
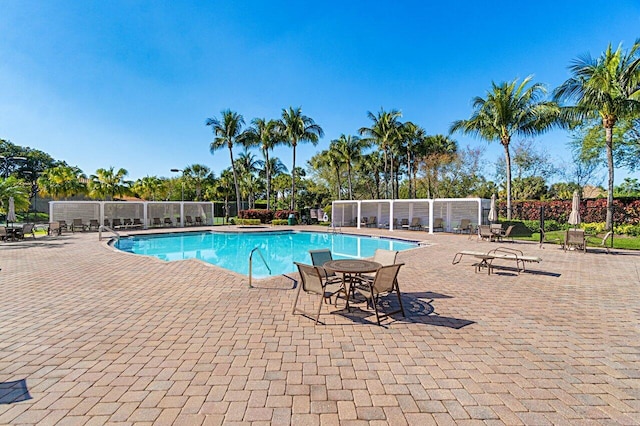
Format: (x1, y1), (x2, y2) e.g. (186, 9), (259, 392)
(0, 227), (639, 425)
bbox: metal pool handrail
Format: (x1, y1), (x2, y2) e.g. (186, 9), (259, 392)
(249, 246), (271, 288)
(98, 225), (121, 241)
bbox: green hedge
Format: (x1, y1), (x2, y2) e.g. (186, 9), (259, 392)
(236, 218), (261, 225)
(271, 219), (288, 225)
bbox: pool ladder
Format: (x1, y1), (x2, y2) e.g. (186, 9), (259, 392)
(98, 225), (122, 241)
(248, 246), (271, 288)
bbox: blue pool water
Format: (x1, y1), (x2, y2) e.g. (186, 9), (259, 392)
(114, 231), (418, 278)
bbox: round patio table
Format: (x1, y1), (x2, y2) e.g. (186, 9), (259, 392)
(323, 259), (381, 309)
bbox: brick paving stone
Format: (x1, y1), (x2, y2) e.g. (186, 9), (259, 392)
(0, 229), (638, 425)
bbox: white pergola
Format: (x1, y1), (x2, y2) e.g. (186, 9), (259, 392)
(331, 198), (490, 234)
(49, 201), (216, 229)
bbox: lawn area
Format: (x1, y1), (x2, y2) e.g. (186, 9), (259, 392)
(516, 231), (640, 250)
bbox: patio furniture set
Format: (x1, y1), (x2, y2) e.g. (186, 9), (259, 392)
(0, 223), (36, 241)
(292, 248), (405, 326)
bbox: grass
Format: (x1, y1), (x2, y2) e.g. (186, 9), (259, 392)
(515, 231), (640, 250)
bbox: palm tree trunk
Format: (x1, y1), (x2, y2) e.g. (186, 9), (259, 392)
(229, 147), (241, 216)
(383, 150), (389, 199)
(291, 141), (297, 211)
(605, 126), (614, 230)
(407, 149), (412, 198)
(347, 163), (353, 200)
(335, 167), (342, 200)
(265, 150), (271, 211)
(503, 142), (512, 220)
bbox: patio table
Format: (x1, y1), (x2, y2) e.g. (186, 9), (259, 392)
(323, 259), (381, 310)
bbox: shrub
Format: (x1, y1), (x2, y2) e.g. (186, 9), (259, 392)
(238, 209), (273, 223)
(274, 210), (298, 220)
(271, 219), (288, 225)
(236, 218), (261, 225)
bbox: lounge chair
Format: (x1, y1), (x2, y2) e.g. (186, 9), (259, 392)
(355, 263), (406, 325)
(478, 225), (495, 241)
(185, 215), (194, 226)
(164, 217), (173, 227)
(453, 219), (471, 234)
(132, 218), (143, 229)
(432, 218), (444, 232)
(292, 262), (343, 324)
(48, 222), (62, 236)
(15, 223), (36, 240)
(88, 219), (100, 231)
(152, 217), (162, 227)
(366, 216), (377, 228)
(123, 218), (133, 228)
(452, 247), (542, 274)
(392, 218), (401, 229)
(400, 218), (409, 229)
(500, 225), (515, 242)
(564, 229), (586, 253)
(112, 218), (124, 229)
(103, 218), (111, 228)
(309, 249), (344, 291)
(71, 218), (86, 232)
(58, 220), (68, 232)
(408, 217), (421, 230)
(194, 216), (203, 226)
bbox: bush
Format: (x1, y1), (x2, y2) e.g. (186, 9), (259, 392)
(274, 210), (298, 220)
(271, 219), (288, 225)
(238, 209), (273, 223)
(236, 218), (261, 225)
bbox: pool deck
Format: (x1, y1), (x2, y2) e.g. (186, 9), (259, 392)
(1, 226), (639, 425)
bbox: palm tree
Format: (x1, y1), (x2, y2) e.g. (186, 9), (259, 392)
(279, 107), (324, 211)
(335, 134), (365, 200)
(451, 76), (560, 219)
(359, 109), (402, 199)
(183, 164), (213, 201)
(37, 165), (86, 200)
(554, 41), (640, 230)
(417, 134), (458, 198)
(244, 118), (282, 210)
(399, 122), (426, 199)
(0, 176), (30, 215)
(325, 142), (344, 200)
(133, 176), (163, 201)
(357, 152), (384, 199)
(206, 109), (246, 216)
(89, 167), (131, 200)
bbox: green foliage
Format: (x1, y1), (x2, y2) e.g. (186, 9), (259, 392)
(238, 209), (274, 223)
(236, 218), (261, 225)
(271, 219), (288, 225)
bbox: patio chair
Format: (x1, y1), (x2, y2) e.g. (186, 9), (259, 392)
(112, 218), (124, 229)
(15, 223), (36, 240)
(88, 219), (100, 231)
(355, 263), (406, 325)
(123, 218), (133, 228)
(360, 217), (368, 227)
(500, 225), (515, 242)
(564, 229), (586, 253)
(454, 219), (471, 234)
(366, 216), (377, 228)
(309, 249), (344, 290)
(433, 218), (444, 232)
(292, 262), (342, 324)
(362, 249), (399, 282)
(164, 217), (173, 227)
(478, 225), (494, 241)
(400, 218), (409, 229)
(0, 226), (8, 241)
(185, 215), (194, 226)
(103, 218), (111, 228)
(58, 220), (68, 232)
(152, 217), (162, 227)
(132, 218), (143, 229)
(599, 231), (613, 254)
(48, 222), (62, 236)
(392, 218), (400, 229)
(195, 216), (203, 226)
(71, 218), (86, 232)
(409, 217), (422, 230)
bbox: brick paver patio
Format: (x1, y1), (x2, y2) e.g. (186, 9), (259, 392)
(1, 226), (639, 425)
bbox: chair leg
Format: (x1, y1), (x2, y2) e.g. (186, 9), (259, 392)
(394, 282), (405, 318)
(291, 281), (303, 315)
(315, 296), (323, 324)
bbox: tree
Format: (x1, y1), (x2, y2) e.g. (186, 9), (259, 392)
(416, 134), (458, 198)
(451, 76), (561, 219)
(183, 164), (213, 201)
(279, 107), (323, 211)
(132, 176), (163, 201)
(399, 122), (426, 198)
(554, 40), (640, 229)
(359, 109), (402, 199)
(335, 134), (364, 200)
(0, 176), (30, 215)
(88, 167), (131, 200)
(37, 165), (87, 200)
(615, 177), (640, 196)
(206, 109), (247, 216)
(244, 118), (282, 210)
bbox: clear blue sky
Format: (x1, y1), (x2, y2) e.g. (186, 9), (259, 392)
(1, 1), (639, 184)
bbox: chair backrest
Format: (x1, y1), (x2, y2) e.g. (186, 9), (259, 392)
(112, 218), (122, 226)
(153, 217), (161, 225)
(22, 223), (34, 233)
(73, 218), (83, 226)
(164, 217), (172, 224)
(195, 216), (203, 224)
(309, 249), (333, 267)
(400, 218), (409, 226)
(410, 217), (420, 226)
(367, 216), (376, 224)
(133, 218), (143, 225)
(490, 224), (503, 234)
(460, 219), (471, 229)
(295, 262), (325, 295)
(90, 219), (99, 226)
(372, 263), (403, 295)
(0, 226), (7, 237)
(59, 220), (67, 227)
(433, 218), (443, 228)
(478, 225), (492, 237)
(567, 229), (584, 244)
(186, 215), (193, 223)
(503, 225), (515, 237)
(372, 249), (398, 266)
(104, 219), (110, 226)
(123, 218), (132, 225)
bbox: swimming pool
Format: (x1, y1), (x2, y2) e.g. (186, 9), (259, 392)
(114, 231), (418, 278)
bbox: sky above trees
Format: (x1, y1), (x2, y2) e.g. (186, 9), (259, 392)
(0, 1), (638, 183)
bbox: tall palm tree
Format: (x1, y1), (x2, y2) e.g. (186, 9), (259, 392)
(89, 167), (131, 200)
(554, 41), (640, 230)
(279, 107), (324, 211)
(451, 76), (560, 219)
(133, 176), (163, 201)
(206, 109), (246, 215)
(0, 176), (30, 214)
(357, 152), (384, 199)
(418, 135), (458, 198)
(183, 164), (213, 201)
(359, 109), (402, 199)
(399, 122), (426, 199)
(335, 134), (365, 200)
(326, 142), (345, 200)
(244, 118), (282, 210)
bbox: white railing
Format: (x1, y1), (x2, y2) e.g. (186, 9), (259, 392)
(248, 246), (271, 288)
(98, 225), (121, 241)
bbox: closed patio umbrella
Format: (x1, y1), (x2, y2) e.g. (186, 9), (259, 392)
(6, 196), (16, 224)
(568, 190), (581, 229)
(487, 194), (497, 223)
